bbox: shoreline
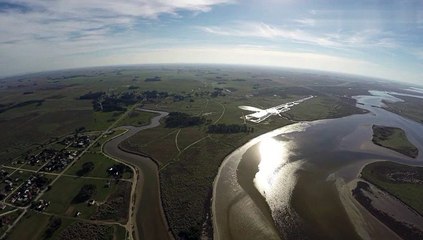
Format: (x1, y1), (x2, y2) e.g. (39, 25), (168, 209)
(212, 123), (309, 239)
(212, 91), (423, 239)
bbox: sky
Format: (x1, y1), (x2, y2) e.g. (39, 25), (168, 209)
(0, 0), (422, 84)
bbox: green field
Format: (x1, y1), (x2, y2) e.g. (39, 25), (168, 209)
(6, 210), (126, 240)
(383, 95), (423, 124)
(0, 65), (381, 239)
(65, 152), (131, 179)
(117, 109), (158, 127)
(372, 125), (418, 158)
(361, 161), (423, 215)
(41, 176), (119, 219)
(117, 67), (370, 237)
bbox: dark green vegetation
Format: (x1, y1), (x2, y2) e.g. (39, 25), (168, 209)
(76, 162), (95, 176)
(91, 181), (131, 223)
(207, 123), (252, 134)
(383, 95), (423, 124)
(44, 216), (62, 239)
(0, 65), (389, 239)
(58, 222), (114, 240)
(165, 112), (205, 128)
(72, 184), (97, 203)
(372, 125), (418, 158)
(361, 161), (423, 215)
(117, 109), (157, 127)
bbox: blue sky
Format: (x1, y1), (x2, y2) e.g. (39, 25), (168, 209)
(0, 0), (422, 84)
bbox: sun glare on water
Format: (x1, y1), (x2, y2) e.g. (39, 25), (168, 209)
(255, 137), (290, 197)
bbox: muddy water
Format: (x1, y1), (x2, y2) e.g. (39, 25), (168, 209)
(103, 109), (173, 240)
(213, 90), (423, 240)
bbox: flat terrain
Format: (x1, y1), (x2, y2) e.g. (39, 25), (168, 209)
(0, 65), (395, 240)
(115, 66), (372, 238)
(383, 95), (423, 124)
(372, 125), (418, 158)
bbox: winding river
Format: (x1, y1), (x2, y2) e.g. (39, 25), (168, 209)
(212, 90), (423, 240)
(103, 109), (173, 240)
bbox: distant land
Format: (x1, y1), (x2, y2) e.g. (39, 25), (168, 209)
(0, 65), (422, 240)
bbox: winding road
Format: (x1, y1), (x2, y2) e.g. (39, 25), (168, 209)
(103, 109), (173, 240)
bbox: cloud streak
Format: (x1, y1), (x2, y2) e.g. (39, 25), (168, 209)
(198, 21), (399, 49)
(0, 0), (234, 44)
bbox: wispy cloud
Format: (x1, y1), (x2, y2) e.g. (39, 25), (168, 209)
(198, 21), (400, 49)
(0, 0), (234, 44)
(294, 18), (316, 26)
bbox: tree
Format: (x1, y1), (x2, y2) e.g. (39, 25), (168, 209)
(72, 184), (96, 203)
(76, 162), (95, 176)
(44, 217), (62, 239)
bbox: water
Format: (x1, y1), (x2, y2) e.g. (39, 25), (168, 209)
(213, 90), (423, 240)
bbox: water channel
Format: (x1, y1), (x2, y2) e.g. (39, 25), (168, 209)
(213, 90), (423, 240)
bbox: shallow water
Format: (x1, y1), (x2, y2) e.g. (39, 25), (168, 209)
(213, 91), (423, 239)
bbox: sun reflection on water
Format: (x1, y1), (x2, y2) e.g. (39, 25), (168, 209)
(255, 137), (290, 197)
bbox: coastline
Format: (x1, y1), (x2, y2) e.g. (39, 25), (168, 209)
(212, 123), (309, 239)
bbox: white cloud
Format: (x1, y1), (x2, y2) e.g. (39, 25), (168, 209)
(0, 0), (234, 44)
(294, 18), (316, 26)
(198, 22), (400, 49)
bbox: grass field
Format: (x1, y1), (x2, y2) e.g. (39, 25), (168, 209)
(0, 65), (380, 239)
(117, 109), (158, 127)
(119, 70), (368, 237)
(372, 125), (418, 158)
(361, 161), (423, 215)
(41, 176), (118, 219)
(6, 210), (126, 240)
(383, 95), (423, 124)
(65, 152), (132, 179)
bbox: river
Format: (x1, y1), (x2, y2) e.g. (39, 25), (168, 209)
(103, 109), (173, 240)
(212, 90), (423, 239)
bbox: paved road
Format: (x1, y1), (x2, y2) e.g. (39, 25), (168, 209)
(103, 109), (173, 240)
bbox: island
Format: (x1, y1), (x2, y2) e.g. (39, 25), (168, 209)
(372, 125), (419, 158)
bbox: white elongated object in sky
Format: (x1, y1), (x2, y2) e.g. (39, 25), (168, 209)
(239, 96), (314, 123)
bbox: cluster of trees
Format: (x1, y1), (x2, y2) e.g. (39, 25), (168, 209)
(95, 93), (140, 112)
(143, 90), (168, 102)
(76, 162), (95, 176)
(0, 99), (45, 113)
(207, 124), (253, 134)
(210, 88), (226, 98)
(72, 184), (96, 203)
(80, 91), (142, 112)
(44, 216), (62, 239)
(178, 226), (201, 240)
(79, 91), (104, 100)
(145, 76), (161, 82)
(107, 163), (130, 179)
(33, 175), (50, 188)
(165, 112), (205, 128)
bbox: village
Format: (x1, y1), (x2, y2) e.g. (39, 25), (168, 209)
(0, 132), (93, 207)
